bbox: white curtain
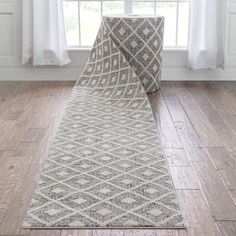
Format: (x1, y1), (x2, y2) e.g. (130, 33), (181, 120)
(22, 0), (71, 66)
(187, 0), (225, 70)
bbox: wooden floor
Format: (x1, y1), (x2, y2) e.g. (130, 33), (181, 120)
(0, 81), (236, 236)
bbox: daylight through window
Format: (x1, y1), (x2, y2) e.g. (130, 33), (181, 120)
(63, 0), (189, 48)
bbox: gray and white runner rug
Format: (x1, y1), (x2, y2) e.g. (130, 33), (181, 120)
(23, 16), (185, 228)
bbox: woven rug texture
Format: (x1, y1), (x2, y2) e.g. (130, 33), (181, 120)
(23, 16), (185, 228)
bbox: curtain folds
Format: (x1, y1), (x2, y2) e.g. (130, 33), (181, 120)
(187, 0), (225, 70)
(22, 0), (71, 66)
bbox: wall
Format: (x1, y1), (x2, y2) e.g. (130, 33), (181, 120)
(226, 0), (236, 67)
(0, 0), (235, 81)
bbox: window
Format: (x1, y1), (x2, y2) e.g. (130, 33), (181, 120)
(63, 0), (189, 49)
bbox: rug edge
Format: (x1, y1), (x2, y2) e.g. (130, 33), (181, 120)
(22, 226), (186, 229)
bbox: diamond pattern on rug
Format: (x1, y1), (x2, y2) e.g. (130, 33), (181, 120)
(109, 192), (148, 210)
(23, 16), (184, 228)
(63, 174), (100, 190)
(59, 192), (99, 210)
(108, 17), (164, 93)
(86, 183), (123, 200)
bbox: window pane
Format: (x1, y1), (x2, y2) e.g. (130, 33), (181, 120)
(80, 1), (101, 47)
(63, 1), (79, 47)
(156, 2), (177, 47)
(133, 2), (155, 15)
(63, 0), (189, 48)
(103, 1), (124, 15)
(177, 2), (189, 47)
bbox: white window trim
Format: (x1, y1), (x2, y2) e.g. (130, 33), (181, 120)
(68, 47), (187, 53)
(125, 0), (132, 14)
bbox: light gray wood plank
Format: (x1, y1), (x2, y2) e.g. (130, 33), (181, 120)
(124, 230), (155, 236)
(61, 230), (93, 236)
(207, 148), (236, 190)
(161, 82), (189, 123)
(188, 84), (236, 154)
(177, 190), (219, 236)
(207, 148), (236, 170)
(23, 128), (46, 143)
(192, 162), (236, 220)
(173, 82), (223, 148)
(93, 230), (124, 236)
(174, 121), (211, 162)
(164, 149), (190, 167)
(169, 167), (199, 190)
(0, 150), (15, 172)
(29, 230), (60, 236)
(148, 92), (183, 149)
(13, 142), (40, 157)
(198, 82), (236, 116)
(0, 155), (33, 225)
(229, 190), (236, 205)
(216, 221), (236, 236)
(155, 230), (187, 236)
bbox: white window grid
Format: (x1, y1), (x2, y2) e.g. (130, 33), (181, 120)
(64, 0), (190, 49)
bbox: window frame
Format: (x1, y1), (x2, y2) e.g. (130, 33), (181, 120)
(64, 0), (190, 50)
